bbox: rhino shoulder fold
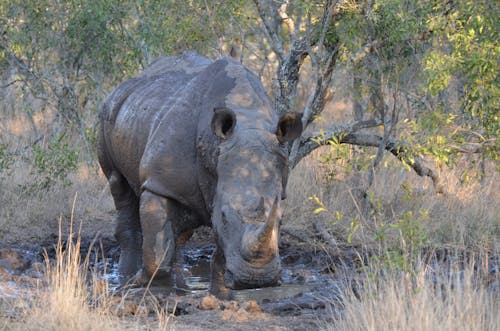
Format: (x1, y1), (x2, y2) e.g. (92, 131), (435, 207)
(100, 77), (146, 125)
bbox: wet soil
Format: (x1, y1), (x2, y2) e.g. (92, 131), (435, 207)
(3, 225), (497, 330)
(0, 226), (352, 330)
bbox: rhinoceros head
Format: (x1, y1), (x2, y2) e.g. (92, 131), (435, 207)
(208, 61), (302, 289)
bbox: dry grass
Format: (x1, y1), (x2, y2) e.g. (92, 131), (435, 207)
(0, 93), (114, 243)
(327, 259), (499, 331)
(1, 213), (173, 331)
(0, 157), (114, 244)
(286, 149), (499, 331)
(284, 148), (499, 250)
(19, 225), (119, 330)
(1, 94), (498, 330)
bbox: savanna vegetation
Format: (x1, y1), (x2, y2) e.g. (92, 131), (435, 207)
(0, 0), (498, 330)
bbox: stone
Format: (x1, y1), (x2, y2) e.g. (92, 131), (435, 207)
(199, 295), (221, 310)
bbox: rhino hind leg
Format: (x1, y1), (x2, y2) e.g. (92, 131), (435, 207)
(108, 171), (142, 285)
(139, 191), (176, 281)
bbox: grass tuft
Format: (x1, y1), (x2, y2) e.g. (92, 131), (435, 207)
(2, 198), (173, 330)
(328, 258), (499, 331)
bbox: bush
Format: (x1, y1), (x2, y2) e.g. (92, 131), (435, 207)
(30, 138), (79, 191)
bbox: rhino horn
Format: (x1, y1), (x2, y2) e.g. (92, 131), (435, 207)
(241, 197), (280, 262)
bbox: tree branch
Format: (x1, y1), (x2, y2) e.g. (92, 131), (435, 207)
(447, 140), (497, 154)
(301, 0), (338, 127)
(252, 0), (286, 61)
(291, 119), (383, 166)
(293, 125), (443, 193)
(0, 79), (23, 88)
(275, 38), (310, 116)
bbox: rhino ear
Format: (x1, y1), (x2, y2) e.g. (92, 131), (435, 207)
(212, 107), (236, 139)
(277, 112), (303, 143)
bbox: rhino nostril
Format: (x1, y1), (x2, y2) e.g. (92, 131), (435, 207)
(256, 196), (265, 213)
(221, 210), (228, 225)
(242, 197), (266, 220)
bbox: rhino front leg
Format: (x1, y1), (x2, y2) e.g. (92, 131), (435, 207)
(139, 190), (176, 282)
(210, 245), (231, 299)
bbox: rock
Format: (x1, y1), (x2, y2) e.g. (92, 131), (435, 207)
(242, 300), (262, 313)
(110, 297), (148, 317)
(199, 295), (221, 310)
(221, 307), (250, 322)
(222, 300), (239, 312)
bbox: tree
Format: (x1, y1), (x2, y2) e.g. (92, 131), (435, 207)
(1, 0), (497, 186)
(0, 0), (246, 155)
(423, 0), (499, 174)
(250, 0), (498, 192)
(250, 0), (437, 190)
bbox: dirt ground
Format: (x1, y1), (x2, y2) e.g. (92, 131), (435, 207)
(0, 212), (349, 331)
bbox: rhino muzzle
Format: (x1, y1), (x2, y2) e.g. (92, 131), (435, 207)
(222, 197), (282, 289)
(224, 255), (281, 289)
(240, 197), (280, 263)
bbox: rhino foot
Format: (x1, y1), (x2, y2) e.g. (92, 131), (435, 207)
(126, 267), (174, 289)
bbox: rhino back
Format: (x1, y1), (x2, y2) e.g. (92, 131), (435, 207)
(139, 57), (247, 215)
(100, 53), (212, 195)
(139, 51), (212, 78)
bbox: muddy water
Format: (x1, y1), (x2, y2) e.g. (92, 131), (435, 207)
(0, 237), (343, 322)
(99, 244), (341, 309)
(172, 245), (213, 295)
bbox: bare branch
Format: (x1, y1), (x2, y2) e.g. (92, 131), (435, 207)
(275, 38), (310, 116)
(252, 0), (286, 61)
(316, 0), (337, 57)
(447, 140), (497, 154)
(299, 0), (340, 130)
(278, 1), (300, 43)
(0, 79), (23, 88)
(293, 126), (443, 193)
(291, 119), (384, 167)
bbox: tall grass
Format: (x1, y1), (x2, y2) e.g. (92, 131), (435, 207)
(284, 150), (499, 250)
(1, 200), (173, 331)
(328, 259), (499, 331)
(3, 197), (116, 331)
(287, 150), (498, 331)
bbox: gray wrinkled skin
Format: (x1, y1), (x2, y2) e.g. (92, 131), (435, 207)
(98, 52), (302, 296)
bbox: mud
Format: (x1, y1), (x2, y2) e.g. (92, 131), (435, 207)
(0, 227), (348, 330)
(2, 226), (497, 330)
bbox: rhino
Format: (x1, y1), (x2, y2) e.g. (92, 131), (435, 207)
(97, 51), (302, 294)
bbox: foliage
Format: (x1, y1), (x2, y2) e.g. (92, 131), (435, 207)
(332, 0), (499, 178)
(424, 1), (499, 143)
(418, 1), (499, 169)
(0, 144), (13, 172)
(1, 0), (496, 168)
(30, 138), (79, 190)
(0, 0), (249, 156)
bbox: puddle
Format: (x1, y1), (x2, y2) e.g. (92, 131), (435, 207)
(0, 281), (23, 298)
(92, 258), (121, 290)
(96, 244), (340, 306)
(1, 239), (342, 310)
(172, 245), (213, 295)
